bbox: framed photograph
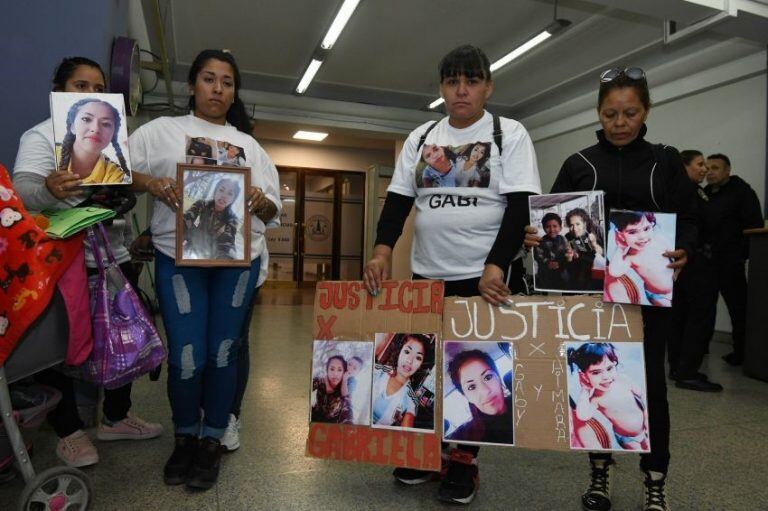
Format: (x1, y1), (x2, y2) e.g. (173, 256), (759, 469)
(50, 92), (132, 185)
(605, 210), (676, 307)
(529, 192), (606, 293)
(309, 340), (374, 426)
(371, 333), (437, 432)
(565, 341), (650, 453)
(175, 164), (251, 267)
(442, 341), (515, 447)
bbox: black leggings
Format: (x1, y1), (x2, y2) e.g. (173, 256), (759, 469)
(590, 306), (671, 473)
(414, 263), (524, 459)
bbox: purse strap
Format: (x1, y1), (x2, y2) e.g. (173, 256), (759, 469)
(86, 222), (118, 274)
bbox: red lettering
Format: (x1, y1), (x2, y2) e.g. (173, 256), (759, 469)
(348, 283), (361, 310)
(365, 291), (374, 310)
(378, 281), (399, 311)
(317, 282), (333, 310)
(306, 424), (328, 458)
(332, 282), (346, 309)
(389, 431), (406, 466)
(326, 425), (344, 460)
(412, 281), (430, 313)
(316, 315), (337, 339)
(405, 433), (420, 468)
(354, 426), (372, 462)
(421, 434), (441, 471)
(370, 430), (388, 463)
(431, 282), (444, 314)
(398, 280), (413, 313)
(342, 425), (358, 461)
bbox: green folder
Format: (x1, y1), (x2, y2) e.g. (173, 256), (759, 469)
(42, 207), (117, 239)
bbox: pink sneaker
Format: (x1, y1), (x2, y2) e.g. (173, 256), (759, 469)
(57, 430), (99, 467)
(96, 412), (163, 441)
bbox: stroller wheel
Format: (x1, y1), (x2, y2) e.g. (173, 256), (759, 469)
(18, 466), (92, 511)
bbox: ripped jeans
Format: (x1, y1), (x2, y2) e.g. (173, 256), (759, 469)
(155, 251), (261, 439)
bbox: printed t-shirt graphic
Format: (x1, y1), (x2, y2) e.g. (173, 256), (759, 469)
(416, 142), (492, 188)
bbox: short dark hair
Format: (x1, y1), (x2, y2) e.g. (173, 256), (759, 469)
(597, 73), (651, 111)
(439, 45), (492, 82)
(707, 153), (731, 167)
(448, 349), (500, 394)
(542, 212), (562, 227)
(567, 343), (619, 373)
(680, 150), (703, 166)
(611, 211), (656, 231)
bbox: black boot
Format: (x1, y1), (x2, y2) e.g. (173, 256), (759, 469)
(643, 471), (670, 511)
(186, 436), (222, 490)
(164, 434), (198, 485)
(582, 458), (614, 511)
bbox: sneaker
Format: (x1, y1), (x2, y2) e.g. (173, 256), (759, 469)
(437, 449), (479, 505)
(97, 412), (163, 441)
(56, 430), (99, 468)
(220, 414), (240, 452)
(392, 450), (448, 485)
(163, 434), (198, 485)
(643, 471), (670, 511)
(186, 437), (222, 490)
(582, 458), (614, 511)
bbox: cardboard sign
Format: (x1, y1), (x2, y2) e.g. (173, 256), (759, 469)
(305, 281), (444, 470)
(443, 295), (644, 451)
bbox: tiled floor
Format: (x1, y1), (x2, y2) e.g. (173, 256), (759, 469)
(2, 295), (767, 510)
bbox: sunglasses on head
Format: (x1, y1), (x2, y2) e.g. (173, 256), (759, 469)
(600, 67), (646, 83)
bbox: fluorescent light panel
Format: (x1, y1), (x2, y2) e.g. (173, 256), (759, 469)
(293, 130), (329, 141)
(296, 59), (323, 94)
(321, 0), (362, 49)
(429, 97), (445, 109)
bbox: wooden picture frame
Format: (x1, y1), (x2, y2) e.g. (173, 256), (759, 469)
(175, 163), (251, 267)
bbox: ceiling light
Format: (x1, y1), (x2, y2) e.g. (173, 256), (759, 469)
(321, 0), (362, 49)
(428, 19), (571, 109)
(296, 59), (323, 94)
(293, 130), (329, 141)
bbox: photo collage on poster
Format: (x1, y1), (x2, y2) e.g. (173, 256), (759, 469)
(50, 92), (132, 185)
(415, 141), (492, 189)
(185, 136), (247, 167)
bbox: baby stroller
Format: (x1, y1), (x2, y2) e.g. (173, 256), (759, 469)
(1, 290), (92, 510)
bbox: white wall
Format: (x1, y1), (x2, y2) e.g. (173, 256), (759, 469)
(530, 71), (767, 332)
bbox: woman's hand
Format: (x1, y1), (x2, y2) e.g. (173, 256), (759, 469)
(479, 264), (510, 306)
(129, 233), (154, 262)
(248, 186), (267, 214)
(364, 247), (392, 295)
(45, 171), (84, 200)
(608, 230), (631, 277)
(147, 177), (179, 210)
(523, 225), (540, 249)
(588, 233), (603, 256)
(664, 248), (687, 281)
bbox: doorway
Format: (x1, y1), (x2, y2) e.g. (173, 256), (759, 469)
(265, 167), (366, 286)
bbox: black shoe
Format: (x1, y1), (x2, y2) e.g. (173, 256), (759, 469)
(582, 458), (614, 511)
(393, 467), (436, 485)
(675, 377), (723, 392)
(438, 449), (478, 505)
(163, 434), (198, 485)
(722, 352), (743, 366)
(186, 437), (222, 490)
(643, 471), (669, 511)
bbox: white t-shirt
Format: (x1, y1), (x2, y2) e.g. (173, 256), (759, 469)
(387, 111), (542, 280)
(371, 365), (417, 426)
(13, 118), (132, 266)
(128, 114), (281, 270)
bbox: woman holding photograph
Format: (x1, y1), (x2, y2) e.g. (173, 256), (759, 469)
(445, 349), (513, 445)
(12, 56), (161, 469)
(364, 45), (541, 504)
(183, 177), (241, 260)
(564, 208), (604, 291)
(372, 334), (434, 429)
(311, 355), (353, 424)
(127, 49), (280, 490)
(524, 67), (697, 511)
(58, 97), (130, 184)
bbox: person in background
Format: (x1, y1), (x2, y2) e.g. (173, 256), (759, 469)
(704, 153), (763, 366)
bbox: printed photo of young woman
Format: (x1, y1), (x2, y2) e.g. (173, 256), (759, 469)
(529, 192), (606, 293)
(605, 210), (676, 307)
(415, 142), (491, 189)
(566, 342), (650, 453)
(309, 340), (374, 426)
(371, 333), (436, 432)
(50, 92), (132, 185)
(442, 341), (514, 447)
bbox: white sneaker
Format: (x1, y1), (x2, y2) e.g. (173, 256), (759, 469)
(220, 413), (240, 452)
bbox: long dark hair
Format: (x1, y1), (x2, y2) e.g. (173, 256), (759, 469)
(187, 49), (252, 134)
(59, 98), (128, 174)
(52, 57), (105, 91)
(210, 177), (241, 220)
(379, 333), (435, 389)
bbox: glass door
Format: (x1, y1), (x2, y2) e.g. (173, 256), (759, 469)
(301, 171), (335, 283)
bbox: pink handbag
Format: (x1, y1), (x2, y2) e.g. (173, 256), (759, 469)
(84, 224), (166, 389)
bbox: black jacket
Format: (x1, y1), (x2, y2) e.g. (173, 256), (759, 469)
(551, 125), (698, 258)
(704, 175), (763, 261)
